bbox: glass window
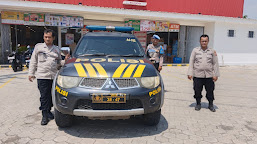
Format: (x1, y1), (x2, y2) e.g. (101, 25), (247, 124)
(248, 31), (254, 38)
(228, 30), (235, 37)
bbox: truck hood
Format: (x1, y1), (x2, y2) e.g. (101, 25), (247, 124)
(59, 57), (158, 78)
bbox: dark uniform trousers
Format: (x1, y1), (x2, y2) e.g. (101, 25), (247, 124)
(37, 79), (53, 111)
(153, 63), (160, 72)
(193, 77), (215, 102)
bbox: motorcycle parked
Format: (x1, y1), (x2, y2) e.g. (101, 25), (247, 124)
(8, 51), (23, 72)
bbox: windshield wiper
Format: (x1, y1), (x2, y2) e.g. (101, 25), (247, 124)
(78, 53), (106, 57)
(120, 54), (144, 57)
(105, 54), (123, 57)
(105, 54), (144, 57)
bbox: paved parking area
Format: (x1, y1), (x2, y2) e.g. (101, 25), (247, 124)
(0, 66), (257, 144)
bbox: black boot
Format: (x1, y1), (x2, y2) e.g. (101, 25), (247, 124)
(41, 111), (49, 125)
(195, 99), (201, 111)
(47, 110), (54, 120)
(208, 101), (216, 112)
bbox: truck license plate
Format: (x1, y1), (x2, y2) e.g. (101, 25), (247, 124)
(91, 93), (126, 103)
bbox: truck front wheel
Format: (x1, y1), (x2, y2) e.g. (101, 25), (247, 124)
(54, 108), (73, 127)
(143, 109), (161, 126)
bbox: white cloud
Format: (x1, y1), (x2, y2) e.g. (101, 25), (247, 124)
(243, 0), (257, 19)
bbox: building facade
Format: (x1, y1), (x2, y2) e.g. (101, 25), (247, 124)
(0, 0), (256, 65)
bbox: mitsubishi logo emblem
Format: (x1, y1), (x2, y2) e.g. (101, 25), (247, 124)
(102, 79), (118, 90)
(105, 80), (115, 89)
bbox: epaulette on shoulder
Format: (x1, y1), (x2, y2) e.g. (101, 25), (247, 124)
(35, 43), (44, 48)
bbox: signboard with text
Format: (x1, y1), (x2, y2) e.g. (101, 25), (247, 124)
(126, 20), (179, 32)
(24, 13), (45, 26)
(140, 20), (151, 31)
(45, 14), (83, 27)
(169, 24), (180, 32)
(155, 21), (169, 32)
(1, 11), (84, 28)
(123, 1), (147, 6)
(1, 11), (24, 25)
(125, 20), (140, 31)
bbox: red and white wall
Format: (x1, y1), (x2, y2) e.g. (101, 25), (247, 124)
(1, 0), (257, 65)
(26, 0), (244, 18)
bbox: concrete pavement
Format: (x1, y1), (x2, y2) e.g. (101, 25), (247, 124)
(0, 66), (257, 144)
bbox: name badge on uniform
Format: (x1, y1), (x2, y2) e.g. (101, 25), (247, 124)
(148, 49), (156, 53)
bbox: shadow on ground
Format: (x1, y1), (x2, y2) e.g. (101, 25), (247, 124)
(0, 70), (28, 82)
(0, 71), (27, 79)
(59, 115), (168, 138)
(189, 102), (219, 109)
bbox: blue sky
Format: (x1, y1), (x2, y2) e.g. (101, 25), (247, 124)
(243, 0), (257, 19)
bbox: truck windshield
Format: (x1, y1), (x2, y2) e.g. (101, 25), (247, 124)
(75, 36), (145, 57)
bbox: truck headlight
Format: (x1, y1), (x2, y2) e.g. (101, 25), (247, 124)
(57, 75), (82, 89)
(137, 76), (160, 89)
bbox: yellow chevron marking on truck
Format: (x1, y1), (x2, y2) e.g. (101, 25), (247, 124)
(92, 63), (108, 77)
(133, 65), (146, 77)
(113, 64), (128, 78)
(123, 64), (137, 78)
(84, 63), (97, 77)
(74, 63), (87, 77)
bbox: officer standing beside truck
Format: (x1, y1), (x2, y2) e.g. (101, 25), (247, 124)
(187, 34), (220, 112)
(28, 29), (70, 125)
(146, 34), (164, 72)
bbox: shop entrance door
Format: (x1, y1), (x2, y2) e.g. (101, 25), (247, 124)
(184, 26), (204, 63)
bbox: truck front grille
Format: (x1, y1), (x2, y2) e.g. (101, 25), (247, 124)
(76, 99), (143, 110)
(79, 78), (107, 88)
(113, 78), (139, 88)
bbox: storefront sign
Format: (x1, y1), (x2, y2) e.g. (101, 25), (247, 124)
(156, 21), (169, 32)
(125, 20), (140, 31)
(169, 24), (180, 32)
(149, 21), (156, 31)
(1, 11), (83, 28)
(1, 11), (24, 25)
(45, 14), (83, 27)
(134, 31), (147, 49)
(132, 20), (140, 31)
(24, 13), (45, 26)
(125, 20), (179, 33)
(125, 20), (132, 27)
(140, 20), (157, 32)
(65, 34), (74, 45)
(140, 20), (151, 31)
(123, 1), (147, 6)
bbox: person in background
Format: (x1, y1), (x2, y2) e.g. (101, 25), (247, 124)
(146, 34), (164, 72)
(28, 29), (70, 125)
(187, 34), (220, 112)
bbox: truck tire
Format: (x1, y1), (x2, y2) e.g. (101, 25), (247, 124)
(54, 108), (73, 127)
(143, 109), (161, 126)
